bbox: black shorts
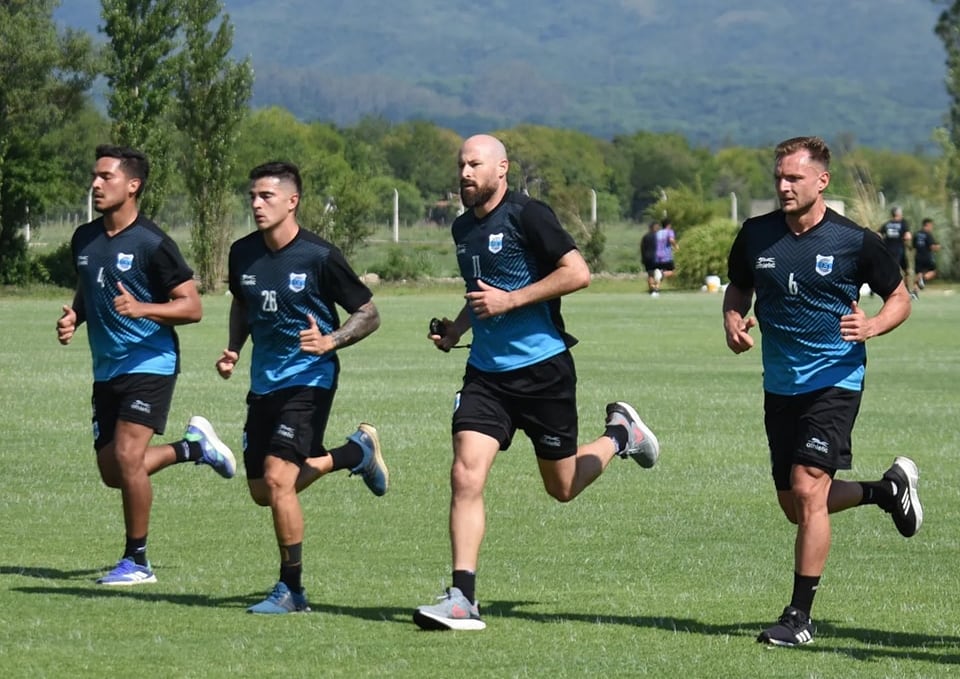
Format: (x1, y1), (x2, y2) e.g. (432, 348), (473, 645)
(243, 386), (335, 479)
(643, 258), (658, 275)
(91, 373), (176, 451)
(915, 256), (936, 274)
(655, 260), (675, 272)
(452, 351), (578, 461)
(764, 386), (861, 490)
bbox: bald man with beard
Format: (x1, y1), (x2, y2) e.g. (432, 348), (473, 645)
(414, 134), (660, 631)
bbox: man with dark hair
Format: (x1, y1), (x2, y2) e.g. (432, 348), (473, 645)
(216, 160), (387, 614)
(724, 135), (920, 646)
(414, 134), (659, 631)
(640, 221), (661, 296)
(57, 144), (235, 586)
(913, 218), (941, 294)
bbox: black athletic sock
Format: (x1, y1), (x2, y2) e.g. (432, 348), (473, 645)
(453, 570), (476, 604)
(789, 572), (820, 617)
(124, 535), (148, 566)
(279, 542), (303, 594)
(604, 425), (629, 455)
(173, 439), (203, 463)
(329, 441), (364, 472)
(860, 480), (893, 510)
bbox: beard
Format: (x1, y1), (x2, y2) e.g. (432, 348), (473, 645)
(460, 181), (496, 208)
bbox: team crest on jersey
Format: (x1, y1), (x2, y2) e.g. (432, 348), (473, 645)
(116, 252), (134, 272)
(488, 233), (504, 254)
(815, 255), (834, 276)
(288, 272), (307, 292)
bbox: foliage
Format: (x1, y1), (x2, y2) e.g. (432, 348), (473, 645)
(380, 120), (461, 201)
(101, 0), (182, 219)
(299, 171), (377, 257)
(176, 0), (253, 292)
(613, 131), (715, 218)
(367, 176), (425, 226)
(0, 0), (97, 284)
(374, 245), (441, 281)
(31, 241), (76, 288)
(673, 218), (740, 289)
(644, 179), (727, 237)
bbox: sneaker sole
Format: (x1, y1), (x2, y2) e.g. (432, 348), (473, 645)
(612, 401), (660, 468)
(358, 423), (389, 495)
(189, 415), (237, 479)
(97, 574), (158, 586)
(413, 608), (486, 631)
(893, 456), (922, 536)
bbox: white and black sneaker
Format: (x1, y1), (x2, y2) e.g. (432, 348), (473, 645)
(757, 606), (815, 647)
(883, 456), (923, 537)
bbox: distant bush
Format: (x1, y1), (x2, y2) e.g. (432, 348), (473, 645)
(374, 245), (441, 281)
(674, 218), (740, 289)
(31, 242), (75, 288)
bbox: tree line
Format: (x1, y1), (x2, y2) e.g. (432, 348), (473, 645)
(3, 1), (960, 292)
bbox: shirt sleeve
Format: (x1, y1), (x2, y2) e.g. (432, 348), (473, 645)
(151, 236), (195, 294)
(727, 226), (753, 289)
(858, 227), (903, 298)
(518, 199), (578, 272)
(318, 245), (373, 315)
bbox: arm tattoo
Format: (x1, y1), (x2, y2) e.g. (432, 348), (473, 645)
(330, 301), (380, 350)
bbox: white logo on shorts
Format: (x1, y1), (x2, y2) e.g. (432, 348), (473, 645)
(805, 437), (829, 455)
(277, 424), (295, 440)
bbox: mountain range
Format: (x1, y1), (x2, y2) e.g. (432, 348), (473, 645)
(54, 0), (951, 151)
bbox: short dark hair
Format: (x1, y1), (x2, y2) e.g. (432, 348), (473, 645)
(249, 161), (303, 196)
(774, 136), (831, 170)
(922, 217), (934, 227)
(96, 144), (149, 197)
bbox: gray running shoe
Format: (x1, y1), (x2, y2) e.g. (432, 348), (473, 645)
(413, 587), (485, 631)
(606, 401), (660, 468)
(883, 456), (923, 537)
(185, 416), (236, 479)
(348, 423), (389, 496)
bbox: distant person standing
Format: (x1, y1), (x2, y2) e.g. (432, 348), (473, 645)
(217, 161), (387, 614)
(640, 221), (661, 296)
(878, 206), (912, 290)
(57, 144), (235, 586)
(654, 218), (678, 287)
(723, 136), (919, 647)
(913, 218), (941, 294)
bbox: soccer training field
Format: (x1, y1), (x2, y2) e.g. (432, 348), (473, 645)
(1, 285), (957, 678)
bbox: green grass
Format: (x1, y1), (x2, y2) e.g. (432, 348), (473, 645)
(1, 286), (958, 678)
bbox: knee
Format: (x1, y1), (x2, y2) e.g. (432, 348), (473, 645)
(543, 480), (575, 503)
(450, 460), (483, 499)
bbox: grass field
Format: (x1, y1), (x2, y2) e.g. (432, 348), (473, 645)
(1, 283), (958, 678)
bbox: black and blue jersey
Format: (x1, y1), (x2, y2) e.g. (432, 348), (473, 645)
(228, 228), (372, 395)
(451, 190), (578, 372)
(71, 215), (193, 381)
(727, 208), (901, 395)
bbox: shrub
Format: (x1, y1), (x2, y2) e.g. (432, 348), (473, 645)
(375, 245), (440, 281)
(674, 218), (740, 289)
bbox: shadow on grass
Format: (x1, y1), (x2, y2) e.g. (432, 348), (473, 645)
(481, 601), (960, 665)
(0, 564), (102, 580)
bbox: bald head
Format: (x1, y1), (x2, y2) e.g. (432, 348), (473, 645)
(458, 134), (509, 216)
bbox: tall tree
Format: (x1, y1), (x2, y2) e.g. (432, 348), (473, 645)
(176, 0), (252, 292)
(936, 3), (960, 195)
(100, 0), (181, 219)
(0, 0), (96, 283)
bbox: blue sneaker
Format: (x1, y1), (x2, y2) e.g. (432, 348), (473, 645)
(247, 581), (310, 614)
(185, 416), (236, 479)
(96, 558), (157, 586)
(347, 423), (389, 496)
